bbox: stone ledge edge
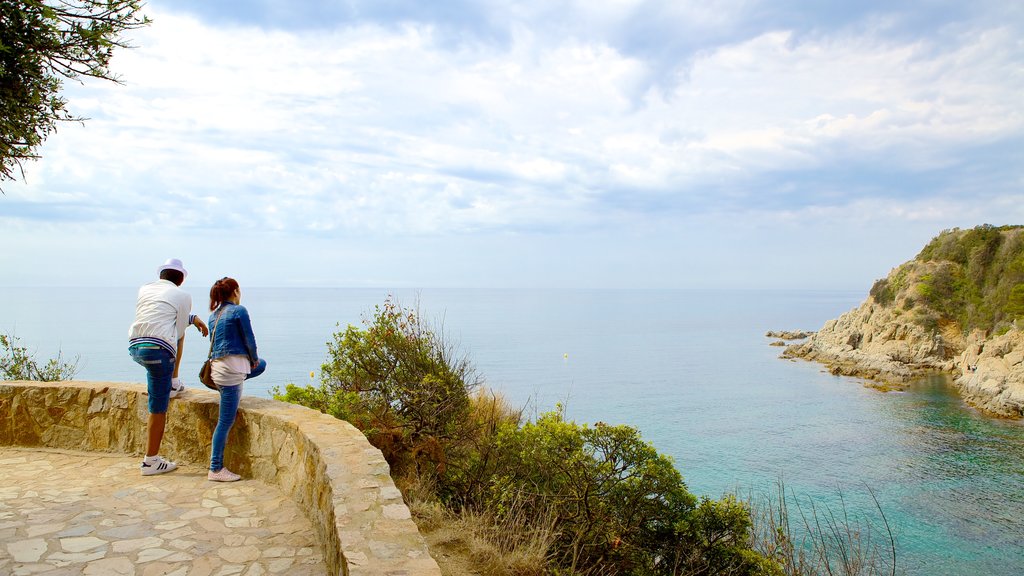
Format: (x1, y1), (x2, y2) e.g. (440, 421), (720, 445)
(0, 380), (441, 576)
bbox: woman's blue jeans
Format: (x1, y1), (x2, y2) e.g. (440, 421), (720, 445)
(208, 359), (266, 472)
(210, 384), (242, 472)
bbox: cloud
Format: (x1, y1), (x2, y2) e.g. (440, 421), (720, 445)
(2, 1), (1022, 288)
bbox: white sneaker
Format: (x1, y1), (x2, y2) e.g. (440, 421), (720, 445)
(140, 456), (178, 476)
(208, 468), (241, 482)
(170, 378), (185, 398)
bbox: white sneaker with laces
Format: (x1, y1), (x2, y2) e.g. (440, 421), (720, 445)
(169, 378), (185, 398)
(208, 468), (241, 482)
(140, 455), (178, 476)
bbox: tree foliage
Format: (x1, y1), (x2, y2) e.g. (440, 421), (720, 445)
(0, 0), (148, 187)
(868, 278), (893, 306)
(489, 409), (697, 572)
(276, 296), (481, 483)
(908, 224), (1024, 332)
(488, 408), (778, 575)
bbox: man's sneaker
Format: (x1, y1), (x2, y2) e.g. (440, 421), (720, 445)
(140, 456), (177, 476)
(208, 468), (241, 482)
(169, 378), (185, 398)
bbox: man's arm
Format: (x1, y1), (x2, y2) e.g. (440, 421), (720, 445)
(192, 315), (209, 336)
(173, 337), (184, 378)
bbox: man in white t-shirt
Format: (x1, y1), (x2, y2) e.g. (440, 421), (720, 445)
(128, 258), (209, 475)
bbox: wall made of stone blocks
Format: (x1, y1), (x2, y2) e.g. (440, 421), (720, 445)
(0, 380), (441, 576)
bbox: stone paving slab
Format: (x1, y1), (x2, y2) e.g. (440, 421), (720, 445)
(0, 447), (326, 576)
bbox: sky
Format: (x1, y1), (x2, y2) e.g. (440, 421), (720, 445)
(2, 0), (1023, 290)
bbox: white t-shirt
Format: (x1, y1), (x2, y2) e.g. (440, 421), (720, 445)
(128, 279), (193, 355)
(212, 354), (250, 387)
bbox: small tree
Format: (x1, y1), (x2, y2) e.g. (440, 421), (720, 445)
(0, 0), (149, 188)
(488, 409), (696, 573)
(869, 278), (894, 306)
(276, 296), (481, 482)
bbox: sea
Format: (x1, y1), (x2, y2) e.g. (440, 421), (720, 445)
(2, 286), (1023, 575)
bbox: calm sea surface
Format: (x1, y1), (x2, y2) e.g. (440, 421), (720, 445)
(2, 287), (1023, 575)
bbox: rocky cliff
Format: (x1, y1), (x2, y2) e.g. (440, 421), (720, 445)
(780, 225), (1024, 418)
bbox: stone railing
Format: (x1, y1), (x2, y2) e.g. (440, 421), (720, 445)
(0, 380), (441, 576)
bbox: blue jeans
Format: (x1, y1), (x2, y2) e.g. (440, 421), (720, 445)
(210, 383), (242, 472)
(130, 346), (174, 414)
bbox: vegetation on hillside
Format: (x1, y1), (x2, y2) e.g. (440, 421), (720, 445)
(869, 224), (1024, 334)
(277, 297), (897, 576)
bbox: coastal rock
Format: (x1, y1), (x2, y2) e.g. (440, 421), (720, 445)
(953, 329), (1024, 417)
(779, 254), (1024, 418)
(781, 293), (950, 389)
(764, 330), (813, 340)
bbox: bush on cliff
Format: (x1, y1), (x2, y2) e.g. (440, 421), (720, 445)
(0, 332), (78, 381)
(486, 408), (778, 575)
(872, 224), (1024, 333)
(275, 296), (480, 484)
(275, 297), (780, 576)
(868, 278), (894, 306)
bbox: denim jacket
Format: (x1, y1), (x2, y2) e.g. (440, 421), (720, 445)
(208, 303), (258, 363)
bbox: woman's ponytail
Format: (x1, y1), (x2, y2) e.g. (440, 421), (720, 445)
(209, 277), (239, 311)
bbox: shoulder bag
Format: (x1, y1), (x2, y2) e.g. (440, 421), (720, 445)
(198, 308), (225, 391)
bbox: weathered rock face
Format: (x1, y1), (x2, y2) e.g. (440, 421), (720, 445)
(954, 329), (1024, 417)
(782, 296), (955, 387)
(780, 280), (1024, 418)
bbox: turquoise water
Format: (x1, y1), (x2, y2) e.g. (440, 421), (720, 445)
(2, 287), (1023, 574)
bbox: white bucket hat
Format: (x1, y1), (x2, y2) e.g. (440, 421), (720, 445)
(158, 258), (188, 279)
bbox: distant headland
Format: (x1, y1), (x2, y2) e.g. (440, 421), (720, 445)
(774, 224), (1024, 418)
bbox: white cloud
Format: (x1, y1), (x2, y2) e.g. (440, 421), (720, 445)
(3, 2), (1022, 288)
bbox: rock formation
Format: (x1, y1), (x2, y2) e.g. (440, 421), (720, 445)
(778, 225), (1024, 418)
(955, 328), (1024, 416)
(765, 330), (813, 340)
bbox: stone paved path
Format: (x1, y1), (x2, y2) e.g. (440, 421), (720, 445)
(0, 447), (326, 576)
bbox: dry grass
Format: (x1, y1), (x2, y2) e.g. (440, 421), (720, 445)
(411, 495), (555, 576)
(748, 481), (898, 576)
(404, 390), (550, 576)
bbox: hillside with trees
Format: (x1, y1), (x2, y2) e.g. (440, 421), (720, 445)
(783, 224), (1024, 417)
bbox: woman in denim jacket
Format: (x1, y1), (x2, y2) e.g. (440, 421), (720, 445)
(206, 277), (267, 482)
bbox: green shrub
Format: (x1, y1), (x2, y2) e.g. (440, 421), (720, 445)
(916, 228), (966, 264)
(275, 296), (480, 484)
(488, 408), (777, 575)
(676, 495), (783, 576)
(869, 278), (894, 306)
(0, 332), (79, 381)
(488, 408), (691, 573)
(905, 225), (1024, 332)
(1006, 284), (1024, 320)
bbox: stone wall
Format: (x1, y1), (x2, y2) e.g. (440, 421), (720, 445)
(0, 380), (442, 576)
